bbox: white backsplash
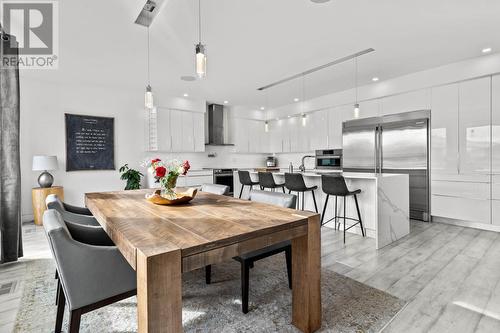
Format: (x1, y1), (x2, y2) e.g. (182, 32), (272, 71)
(143, 145), (268, 170)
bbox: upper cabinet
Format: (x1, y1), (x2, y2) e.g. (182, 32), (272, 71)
(458, 77), (491, 175)
(431, 83), (459, 176)
(152, 108), (205, 153)
(308, 109), (328, 150)
(381, 89), (431, 115)
(327, 107), (343, 149)
(233, 118), (269, 153)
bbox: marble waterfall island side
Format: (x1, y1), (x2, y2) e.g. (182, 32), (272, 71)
(234, 171), (410, 249)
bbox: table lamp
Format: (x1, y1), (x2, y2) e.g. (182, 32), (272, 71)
(32, 155), (58, 188)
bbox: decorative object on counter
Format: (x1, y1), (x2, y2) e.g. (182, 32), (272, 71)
(119, 164), (144, 190)
(144, 158), (191, 200)
(32, 155), (58, 188)
(145, 187), (198, 205)
(266, 156), (277, 167)
(65, 114), (115, 171)
(289, 162), (294, 173)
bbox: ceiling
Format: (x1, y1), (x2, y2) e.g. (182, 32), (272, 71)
(22, 0), (500, 109)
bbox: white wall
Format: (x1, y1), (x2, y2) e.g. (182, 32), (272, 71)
(19, 78), (147, 222)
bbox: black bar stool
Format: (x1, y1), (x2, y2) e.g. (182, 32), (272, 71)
(320, 174), (365, 243)
(258, 172), (285, 193)
(238, 170), (260, 199)
(284, 173), (318, 212)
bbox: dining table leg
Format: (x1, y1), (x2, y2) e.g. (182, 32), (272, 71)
(137, 248), (183, 333)
(291, 214), (322, 333)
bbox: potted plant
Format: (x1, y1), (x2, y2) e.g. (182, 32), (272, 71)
(119, 164), (144, 190)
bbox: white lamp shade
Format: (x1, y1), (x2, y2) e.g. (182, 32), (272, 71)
(32, 155), (58, 171)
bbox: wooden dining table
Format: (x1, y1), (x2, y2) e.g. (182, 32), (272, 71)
(85, 189), (322, 333)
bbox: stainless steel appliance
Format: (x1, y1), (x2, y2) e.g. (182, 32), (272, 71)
(213, 169), (234, 196)
(266, 156), (277, 167)
(315, 149), (343, 170)
(342, 110), (430, 221)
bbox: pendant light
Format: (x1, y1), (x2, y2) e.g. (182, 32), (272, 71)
(301, 74), (307, 126)
(195, 0), (207, 78)
(145, 26), (154, 109)
(353, 56), (360, 118)
(264, 91), (269, 132)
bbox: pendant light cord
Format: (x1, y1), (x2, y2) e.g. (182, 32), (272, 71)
(302, 74), (305, 114)
(198, 0), (202, 43)
(354, 56), (358, 104)
(147, 26), (151, 86)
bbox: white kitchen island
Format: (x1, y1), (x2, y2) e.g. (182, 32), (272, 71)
(234, 170), (410, 249)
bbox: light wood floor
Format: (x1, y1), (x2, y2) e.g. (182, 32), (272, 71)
(1, 221), (500, 332)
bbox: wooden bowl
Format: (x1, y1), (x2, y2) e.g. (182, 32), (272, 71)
(145, 187), (198, 205)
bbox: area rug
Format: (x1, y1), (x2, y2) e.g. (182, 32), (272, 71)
(14, 256), (404, 332)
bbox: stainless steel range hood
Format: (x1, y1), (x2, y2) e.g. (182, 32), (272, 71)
(207, 104), (234, 146)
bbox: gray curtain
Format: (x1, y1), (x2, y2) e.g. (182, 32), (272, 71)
(0, 31), (22, 263)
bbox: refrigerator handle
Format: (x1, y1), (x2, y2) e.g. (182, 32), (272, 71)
(374, 126), (378, 174)
(378, 127), (383, 174)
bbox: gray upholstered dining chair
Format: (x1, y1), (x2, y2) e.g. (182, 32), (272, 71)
(201, 183), (230, 196)
(205, 190), (297, 313)
(43, 209), (136, 333)
(46, 194), (113, 246)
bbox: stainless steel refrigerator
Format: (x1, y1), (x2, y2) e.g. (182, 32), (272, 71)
(342, 110), (430, 221)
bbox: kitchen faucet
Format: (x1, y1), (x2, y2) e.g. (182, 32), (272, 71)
(299, 155), (315, 172)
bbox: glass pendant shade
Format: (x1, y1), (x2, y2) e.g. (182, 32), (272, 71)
(195, 43), (207, 78)
(264, 121), (269, 133)
(302, 114), (307, 126)
(145, 85), (154, 109)
(353, 103), (360, 118)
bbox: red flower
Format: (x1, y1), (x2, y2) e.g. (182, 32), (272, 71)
(155, 166), (167, 178)
(182, 160), (191, 175)
(151, 158), (161, 164)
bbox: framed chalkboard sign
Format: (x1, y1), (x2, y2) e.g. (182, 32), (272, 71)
(65, 113), (115, 171)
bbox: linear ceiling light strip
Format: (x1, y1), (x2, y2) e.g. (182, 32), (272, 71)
(257, 48), (375, 91)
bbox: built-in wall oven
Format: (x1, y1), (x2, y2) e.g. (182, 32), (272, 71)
(213, 169), (234, 196)
(315, 149), (343, 170)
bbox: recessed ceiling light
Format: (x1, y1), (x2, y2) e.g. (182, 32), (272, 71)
(293, 98), (300, 102)
(372, 77), (379, 82)
(223, 100), (229, 104)
(287, 115), (291, 118)
(482, 47), (492, 54)
(180, 75), (196, 82)
(183, 93), (189, 97)
(260, 106), (265, 110)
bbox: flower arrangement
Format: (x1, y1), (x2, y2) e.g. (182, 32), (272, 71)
(144, 158), (190, 198)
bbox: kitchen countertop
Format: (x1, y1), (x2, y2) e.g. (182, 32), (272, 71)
(241, 170), (406, 180)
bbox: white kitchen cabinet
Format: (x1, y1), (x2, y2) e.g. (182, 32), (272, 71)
(357, 99), (381, 119)
(181, 111), (195, 152)
(192, 112), (205, 152)
(268, 120), (283, 153)
(308, 109), (328, 150)
(430, 84), (459, 176)
(458, 77), (491, 175)
(248, 120), (262, 153)
(154, 108), (170, 151)
(381, 89), (431, 115)
(288, 116), (309, 152)
(492, 75), (500, 225)
(169, 109), (184, 152)
(156, 109), (205, 153)
(234, 118), (250, 153)
(327, 107), (343, 149)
